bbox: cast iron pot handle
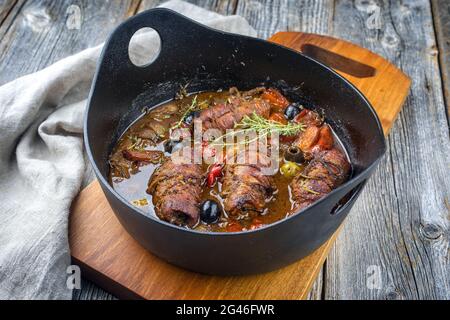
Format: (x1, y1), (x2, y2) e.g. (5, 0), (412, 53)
(317, 169), (370, 217)
(98, 8), (214, 73)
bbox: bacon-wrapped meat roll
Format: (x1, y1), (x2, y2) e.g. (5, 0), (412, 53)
(147, 159), (204, 227)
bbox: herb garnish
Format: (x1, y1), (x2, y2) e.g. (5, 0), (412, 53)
(131, 198), (149, 207)
(299, 179), (320, 195)
(127, 134), (145, 151)
(171, 95), (198, 130)
(210, 112), (306, 147)
(175, 83), (190, 100)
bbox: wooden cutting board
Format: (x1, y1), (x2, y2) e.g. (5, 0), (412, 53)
(69, 32), (410, 299)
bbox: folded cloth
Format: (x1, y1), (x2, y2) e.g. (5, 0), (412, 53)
(0, 0), (256, 300)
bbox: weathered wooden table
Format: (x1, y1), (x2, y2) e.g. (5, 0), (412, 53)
(1, 0), (448, 300)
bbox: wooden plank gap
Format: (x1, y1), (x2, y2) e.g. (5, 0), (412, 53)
(321, 260), (327, 300)
(431, 0), (450, 126)
(0, 0), (25, 38)
(128, 0), (144, 17)
(231, 0), (239, 15)
(0, 0), (18, 27)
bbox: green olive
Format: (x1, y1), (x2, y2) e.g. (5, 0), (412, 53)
(280, 161), (301, 178)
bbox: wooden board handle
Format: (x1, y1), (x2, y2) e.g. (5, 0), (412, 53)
(269, 32), (411, 134)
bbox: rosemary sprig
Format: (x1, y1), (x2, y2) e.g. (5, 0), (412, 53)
(209, 128), (264, 147)
(127, 134), (145, 151)
(302, 184), (320, 195)
(171, 95), (198, 130)
(299, 178), (320, 195)
(236, 112), (305, 136)
(175, 83), (190, 100)
(210, 112), (305, 147)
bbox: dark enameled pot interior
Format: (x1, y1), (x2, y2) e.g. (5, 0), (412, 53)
(84, 8), (386, 275)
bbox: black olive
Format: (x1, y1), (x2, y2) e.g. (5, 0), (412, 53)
(284, 146), (305, 163)
(163, 140), (173, 153)
(184, 110), (200, 125)
(284, 103), (302, 120)
(200, 200), (221, 224)
(163, 139), (182, 154)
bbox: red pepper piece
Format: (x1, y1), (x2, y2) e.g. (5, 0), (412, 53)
(207, 164), (223, 187)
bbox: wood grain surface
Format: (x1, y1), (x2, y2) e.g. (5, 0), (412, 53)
(68, 31), (410, 300)
(1, 0), (448, 300)
(432, 0), (450, 117)
(325, 0), (450, 300)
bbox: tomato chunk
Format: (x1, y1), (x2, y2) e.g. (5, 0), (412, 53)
(226, 221), (243, 232)
(293, 109), (322, 127)
(269, 112), (288, 125)
(297, 126), (320, 152)
(316, 125), (334, 150)
(261, 88), (290, 111)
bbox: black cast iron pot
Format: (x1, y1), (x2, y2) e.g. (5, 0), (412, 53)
(84, 9), (386, 275)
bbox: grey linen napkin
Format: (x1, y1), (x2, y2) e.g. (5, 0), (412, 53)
(0, 0), (256, 300)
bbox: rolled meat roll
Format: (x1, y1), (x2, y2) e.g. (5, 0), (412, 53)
(147, 159), (204, 227)
(221, 150), (276, 216)
(198, 91), (271, 132)
(290, 148), (351, 211)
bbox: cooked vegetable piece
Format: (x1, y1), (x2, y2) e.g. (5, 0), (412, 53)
(135, 127), (158, 141)
(122, 150), (164, 163)
(261, 88), (290, 110)
(132, 198), (149, 207)
(280, 161), (301, 178)
(269, 112), (288, 124)
(184, 110), (201, 125)
(163, 139), (183, 154)
(314, 125), (334, 151)
(206, 164), (223, 187)
(200, 200), (221, 224)
(294, 109), (323, 127)
(284, 103), (301, 120)
(226, 221), (243, 232)
(284, 146), (305, 163)
(249, 217), (264, 230)
(296, 126), (320, 154)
